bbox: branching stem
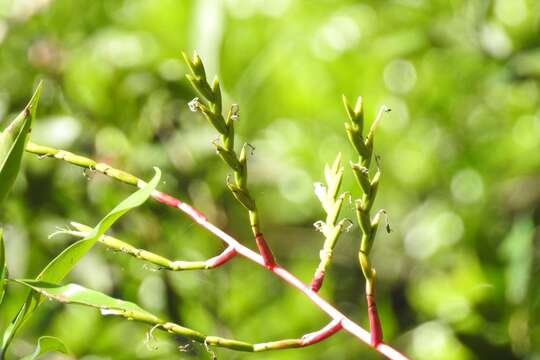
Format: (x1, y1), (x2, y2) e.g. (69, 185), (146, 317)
(182, 51), (275, 268)
(24, 142), (409, 360)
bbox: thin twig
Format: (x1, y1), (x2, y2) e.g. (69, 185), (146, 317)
(62, 222), (237, 271)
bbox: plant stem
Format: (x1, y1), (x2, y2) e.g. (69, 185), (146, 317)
(344, 95), (390, 346)
(309, 154), (347, 292)
(182, 52), (276, 268)
(25, 142), (409, 360)
(66, 222), (237, 270)
(146, 318), (343, 352)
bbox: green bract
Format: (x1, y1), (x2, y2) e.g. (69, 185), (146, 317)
(0, 82), (42, 205)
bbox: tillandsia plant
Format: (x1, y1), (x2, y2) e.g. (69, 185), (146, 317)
(310, 153), (350, 292)
(182, 51), (276, 268)
(0, 52), (409, 359)
(344, 95), (392, 347)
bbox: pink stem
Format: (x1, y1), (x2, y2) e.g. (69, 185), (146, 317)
(205, 246), (237, 268)
(150, 190), (409, 360)
(300, 318), (342, 346)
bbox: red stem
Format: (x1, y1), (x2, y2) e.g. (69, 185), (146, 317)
(150, 190), (409, 360)
(152, 190), (183, 208)
(205, 246), (237, 268)
(255, 233), (276, 269)
(367, 293), (383, 346)
(300, 318), (342, 346)
(310, 269), (325, 292)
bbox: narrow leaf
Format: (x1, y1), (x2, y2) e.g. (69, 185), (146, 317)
(0, 228), (6, 304)
(16, 280), (161, 324)
(0, 82), (43, 204)
(0, 168), (161, 357)
(21, 336), (68, 360)
(37, 167), (161, 284)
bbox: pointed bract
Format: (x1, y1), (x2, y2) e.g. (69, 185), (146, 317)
(0, 81), (43, 204)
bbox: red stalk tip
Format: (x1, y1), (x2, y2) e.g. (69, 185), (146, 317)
(255, 233), (276, 269)
(310, 271), (324, 292)
(367, 294), (383, 346)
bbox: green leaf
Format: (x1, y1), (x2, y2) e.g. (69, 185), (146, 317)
(21, 336), (69, 360)
(0, 82), (43, 205)
(37, 168), (160, 284)
(0, 168), (161, 358)
(15, 280), (161, 324)
(0, 228), (6, 305)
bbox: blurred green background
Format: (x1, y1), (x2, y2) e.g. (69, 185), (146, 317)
(1, 0), (539, 359)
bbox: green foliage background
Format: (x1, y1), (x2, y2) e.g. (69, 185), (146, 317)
(1, 0), (539, 359)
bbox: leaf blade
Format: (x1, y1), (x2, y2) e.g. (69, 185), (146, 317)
(0, 168), (161, 357)
(15, 280), (161, 324)
(20, 336), (69, 360)
(0, 228), (6, 305)
(37, 168), (161, 284)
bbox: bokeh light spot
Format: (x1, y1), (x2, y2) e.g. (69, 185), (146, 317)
(451, 168), (484, 204)
(384, 59), (417, 94)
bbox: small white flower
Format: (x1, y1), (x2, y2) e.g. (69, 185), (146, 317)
(188, 97), (200, 112)
(313, 220), (327, 233)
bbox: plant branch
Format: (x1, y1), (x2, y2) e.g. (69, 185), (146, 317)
(15, 279), (342, 353)
(61, 222), (237, 271)
(343, 95), (391, 346)
(159, 318), (343, 353)
(24, 142), (409, 360)
(309, 154), (348, 292)
(182, 51), (275, 268)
